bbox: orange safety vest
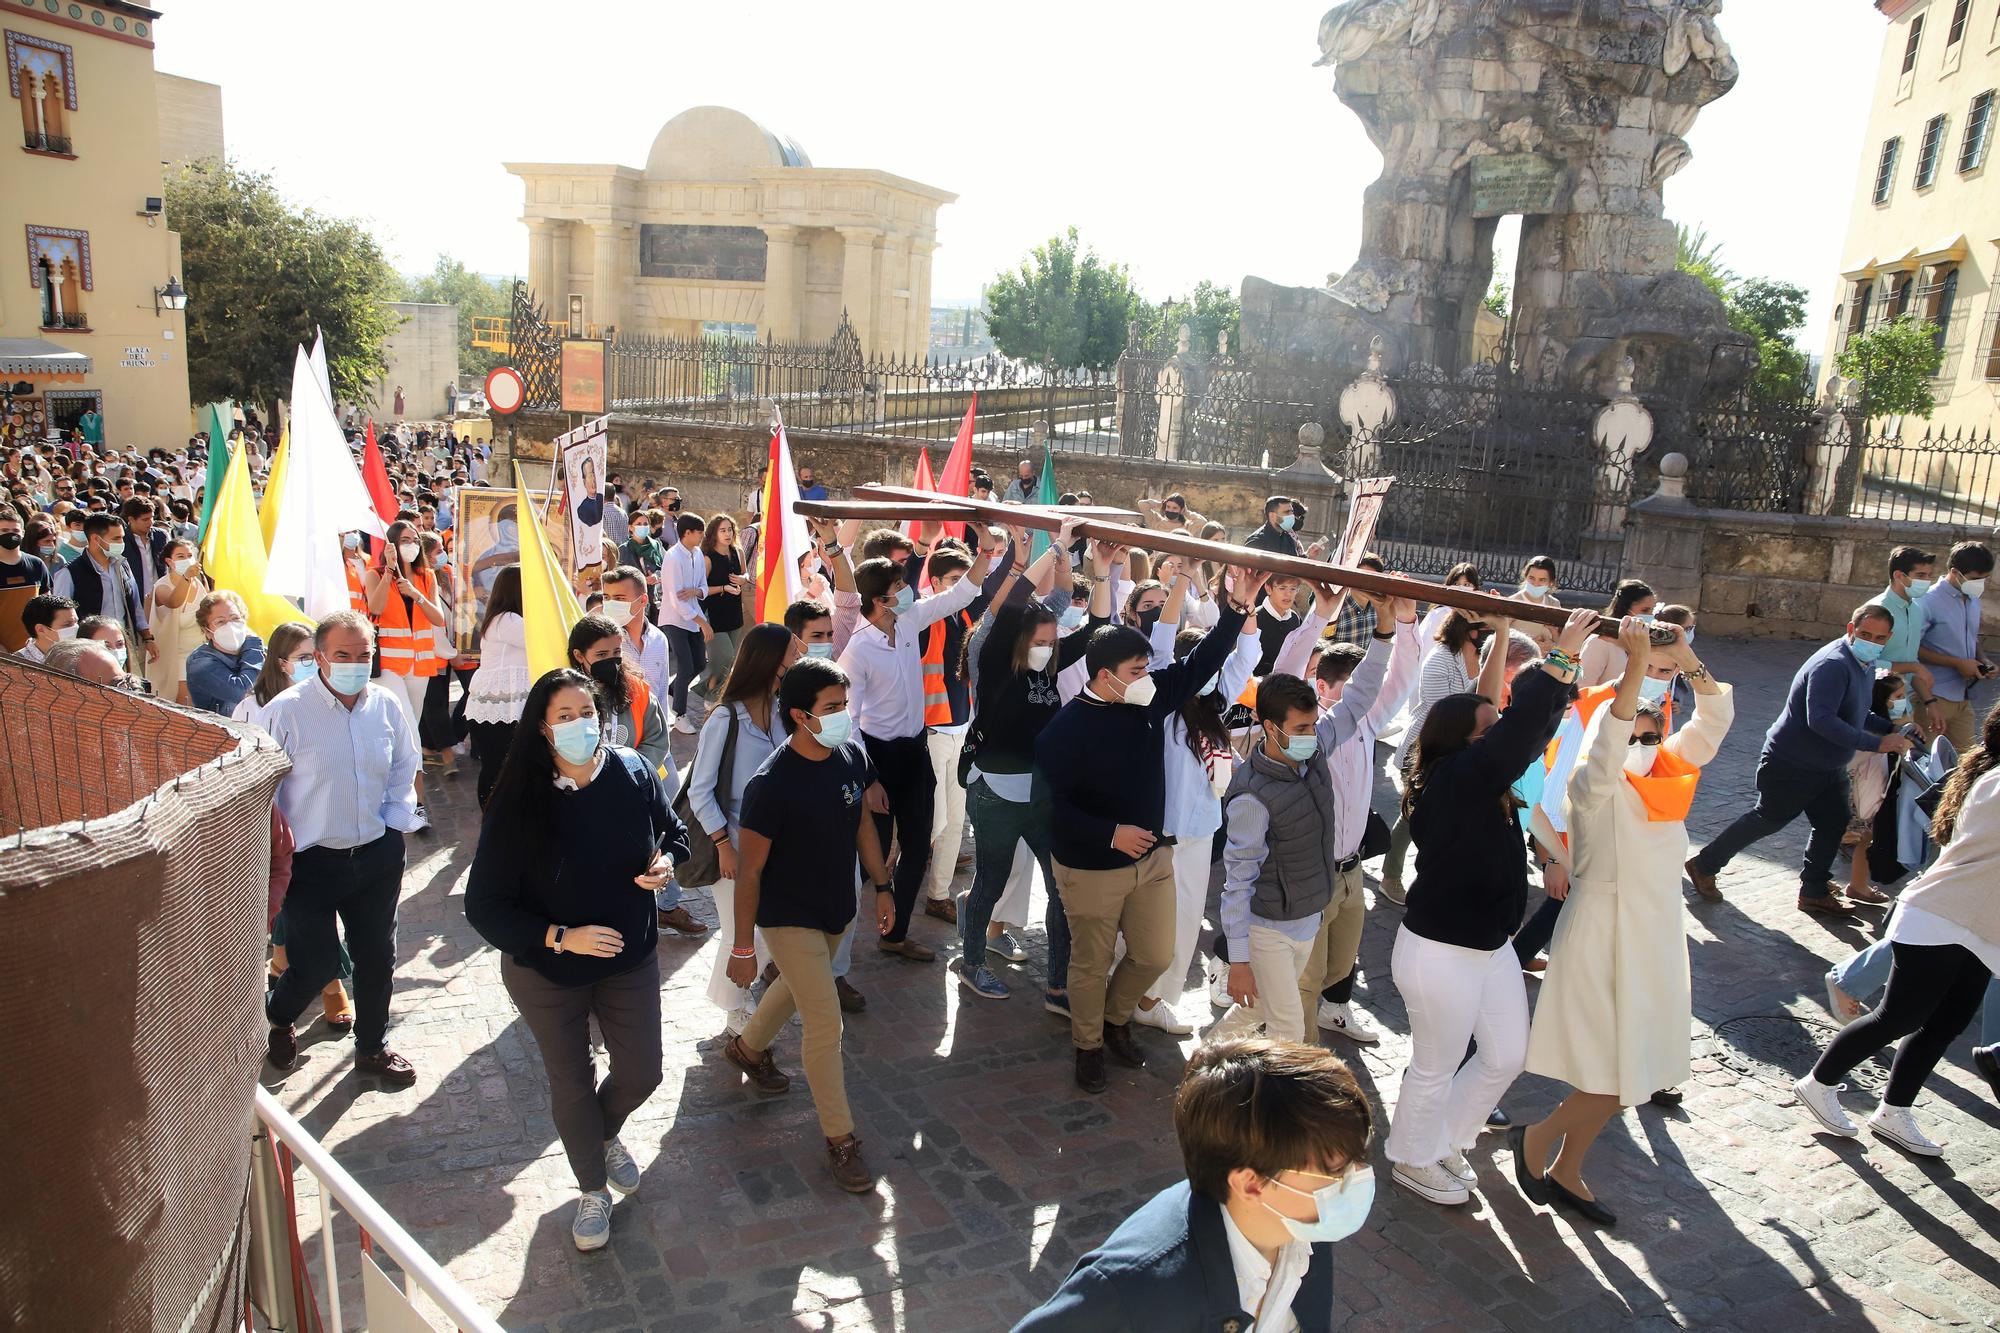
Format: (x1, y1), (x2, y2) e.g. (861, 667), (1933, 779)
(345, 563), (368, 615)
(920, 612), (972, 727)
(376, 566), (441, 678)
(627, 669), (651, 747)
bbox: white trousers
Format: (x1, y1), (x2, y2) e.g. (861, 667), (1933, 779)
(378, 670), (427, 733)
(925, 729), (968, 901)
(1384, 924), (1529, 1166)
(1144, 837), (1215, 1008)
(703, 877), (772, 1013)
(1209, 923), (1316, 1044)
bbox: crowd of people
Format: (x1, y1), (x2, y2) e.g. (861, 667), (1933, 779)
(7, 432), (1997, 1326)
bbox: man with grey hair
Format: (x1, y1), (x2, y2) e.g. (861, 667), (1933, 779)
(42, 636), (124, 687)
(260, 609), (423, 1085)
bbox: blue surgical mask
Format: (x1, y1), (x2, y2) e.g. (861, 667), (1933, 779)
(1261, 1169), (1375, 1245)
(633, 525), (651, 542)
(1060, 606), (1086, 631)
(893, 585), (916, 616)
(809, 709), (853, 749)
(1849, 637), (1885, 665)
(1273, 728), (1318, 762)
(805, 642), (834, 659)
(104, 540), (126, 559)
(1278, 514), (1296, 532)
(549, 716), (600, 764)
(1682, 629), (1695, 648)
(1906, 578), (1931, 598)
(1639, 674), (1672, 703)
(326, 661), (371, 694)
(1889, 696), (1912, 720)
(289, 658), (319, 684)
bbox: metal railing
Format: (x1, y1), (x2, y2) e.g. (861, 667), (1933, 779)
(23, 130), (72, 154)
(40, 311), (87, 330)
(250, 1087), (503, 1333)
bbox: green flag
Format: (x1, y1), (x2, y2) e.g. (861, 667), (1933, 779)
(1031, 437), (1059, 559)
(196, 401), (232, 541)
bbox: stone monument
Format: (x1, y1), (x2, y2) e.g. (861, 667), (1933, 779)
(1239, 0), (1757, 397)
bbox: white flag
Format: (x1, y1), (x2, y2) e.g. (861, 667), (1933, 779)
(265, 345), (387, 616)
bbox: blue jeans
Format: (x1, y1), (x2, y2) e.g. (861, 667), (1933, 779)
(654, 880), (682, 912)
(266, 831), (404, 1056)
(959, 774), (1069, 989)
(1834, 936), (2000, 1046)
(661, 624), (706, 718)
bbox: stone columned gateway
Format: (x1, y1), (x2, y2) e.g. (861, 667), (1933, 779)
(1240, 0), (1757, 397)
(507, 106), (955, 358)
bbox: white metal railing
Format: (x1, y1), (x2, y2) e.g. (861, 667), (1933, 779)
(249, 1086), (505, 1333)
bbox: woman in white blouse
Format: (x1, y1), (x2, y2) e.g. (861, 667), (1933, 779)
(145, 537), (208, 704)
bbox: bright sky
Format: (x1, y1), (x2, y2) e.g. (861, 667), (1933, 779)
(154, 1), (1885, 348)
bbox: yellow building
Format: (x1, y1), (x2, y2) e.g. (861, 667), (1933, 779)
(507, 106), (955, 360)
(1820, 0), (2000, 431)
(1, 1), (218, 450)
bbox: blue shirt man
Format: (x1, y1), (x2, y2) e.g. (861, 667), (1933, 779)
(1918, 541), (1994, 751)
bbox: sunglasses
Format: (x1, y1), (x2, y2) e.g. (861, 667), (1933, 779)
(1627, 733), (1664, 747)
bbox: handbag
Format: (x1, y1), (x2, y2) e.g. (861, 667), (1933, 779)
(672, 704), (739, 889)
(1360, 809), (1392, 860)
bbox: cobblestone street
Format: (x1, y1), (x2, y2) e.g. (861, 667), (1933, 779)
(268, 636), (2000, 1332)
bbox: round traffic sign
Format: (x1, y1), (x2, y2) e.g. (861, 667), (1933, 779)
(485, 366), (526, 415)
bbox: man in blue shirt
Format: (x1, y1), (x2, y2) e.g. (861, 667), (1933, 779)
(1869, 544), (1937, 732)
(796, 465), (828, 502)
(1918, 540), (1995, 754)
(1686, 605), (1911, 915)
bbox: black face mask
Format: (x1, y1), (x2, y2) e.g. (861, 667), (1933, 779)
(0, 533), (19, 551)
(1136, 607), (1162, 632)
(587, 656), (627, 708)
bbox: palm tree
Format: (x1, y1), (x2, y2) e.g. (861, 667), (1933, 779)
(1674, 223), (1737, 299)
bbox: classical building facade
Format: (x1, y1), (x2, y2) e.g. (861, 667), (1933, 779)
(1820, 0), (2000, 430)
(506, 106), (954, 360)
(1, 0), (217, 449)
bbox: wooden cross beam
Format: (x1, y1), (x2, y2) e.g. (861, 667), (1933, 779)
(842, 484), (1598, 634)
(794, 499), (1142, 524)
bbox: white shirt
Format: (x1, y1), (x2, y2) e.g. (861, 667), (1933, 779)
(17, 642), (46, 664)
(262, 675), (421, 849)
(656, 541), (709, 631)
(837, 571), (981, 741)
(1219, 1206), (1306, 1333)
(1161, 628), (1260, 837)
(623, 618), (671, 704)
(1322, 621), (1420, 858)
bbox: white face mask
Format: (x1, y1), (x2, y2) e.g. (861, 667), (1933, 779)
(1114, 673), (1157, 708)
(212, 621), (248, 653)
(1962, 577), (1987, 599)
(1624, 742), (1659, 777)
(601, 598), (635, 627)
(55, 623), (78, 640)
(170, 557), (194, 577)
(1520, 582), (1550, 600)
(397, 542), (420, 564)
(1026, 644), (1054, 671)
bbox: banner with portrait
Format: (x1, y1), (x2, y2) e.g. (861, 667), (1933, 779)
(1324, 476), (1396, 624)
(557, 415), (610, 576)
(451, 485), (568, 655)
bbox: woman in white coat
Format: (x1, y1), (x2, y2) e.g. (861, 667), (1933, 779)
(1514, 619), (1732, 1226)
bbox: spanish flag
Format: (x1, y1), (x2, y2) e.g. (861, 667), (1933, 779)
(751, 422), (809, 626)
(515, 463), (585, 680)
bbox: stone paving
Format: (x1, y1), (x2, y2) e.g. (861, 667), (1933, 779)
(269, 636), (2000, 1332)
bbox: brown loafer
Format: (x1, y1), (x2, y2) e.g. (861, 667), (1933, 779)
(923, 897), (959, 925)
(836, 977), (867, 1013)
(827, 1135), (876, 1193)
(1798, 894), (1857, 917)
(658, 905), (710, 935)
(877, 938), (936, 962)
(356, 1049), (417, 1086)
(722, 1035), (791, 1095)
(267, 1023), (298, 1072)
(1684, 857), (1723, 902)
(1844, 883), (1893, 905)
(1102, 1020), (1147, 1069)
(1522, 957), (1548, 974)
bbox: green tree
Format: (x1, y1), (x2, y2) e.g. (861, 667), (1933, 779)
(1674, 222), (1737, 299)
(166, 160), (400, 422)
(398, 254), (511, 378)
(983, 227), (1141, 369)
(1835, 316), (1946, 418)
(1727, 277), (1811, 400)
(1139, 279), (1242, 356)
(1483, 278), (1511, 318)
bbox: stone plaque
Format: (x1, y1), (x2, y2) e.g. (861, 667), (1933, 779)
(1470, 153), (1565, 217)
(638, 224), (768, 282)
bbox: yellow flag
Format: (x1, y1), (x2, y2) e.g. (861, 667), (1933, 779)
(202, 443), (309, 640)
(258, 427), (290, 552)
(515, 463), (583, 681)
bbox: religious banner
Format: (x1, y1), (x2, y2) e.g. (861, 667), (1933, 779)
(1324, 475), (1396, 624)
(557, 414), (610, 575)
(559, 339), (607, 414)
(452, 485), (569, 655)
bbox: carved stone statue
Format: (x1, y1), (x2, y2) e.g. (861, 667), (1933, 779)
(1242, 0), (1756, 400)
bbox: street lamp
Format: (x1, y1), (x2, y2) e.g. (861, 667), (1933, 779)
(154, 277), (187, 315)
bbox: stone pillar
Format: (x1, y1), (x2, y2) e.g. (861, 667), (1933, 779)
(526, 220), (555, 307)
(591, 224), (622, 335)
(550, 223), (574, 313)
(761, 225), (800, 344)
(909, 240), (935, 361)
(837, 227), (876, 353)
(1622, 453), (1705, 611)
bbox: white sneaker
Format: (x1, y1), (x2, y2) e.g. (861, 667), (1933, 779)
(1318, 1000), (1381, 1044)
(671, 713), (698, 735)
(1392, 1159), (1470, 1206)
(1867, 1103), (1944, 1157)
(408, 804), (431, 833)
(1792, 1075), (1859, 1137)
(571, 1189), (613, 1252)
(1207, 962), (1231, 1010)
(1133, 1000), (1192, 1035)
(1439, 1150), (1476, 1184)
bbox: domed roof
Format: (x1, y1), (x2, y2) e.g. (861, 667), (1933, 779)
(644, 106), (811, 180)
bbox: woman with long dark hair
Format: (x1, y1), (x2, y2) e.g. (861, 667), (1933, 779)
(568, 615), (671, 779)
(1379, 606), (1495, 903)
(694, 621), (806, 1030)
(464, 564), (527, 806)
(1796, 700), (2000, 1158)
(1383, 607), (1596, 1208)
(466, 668), (689, 1251)
(1578, 579), (1657, 686)
(694, 512), (747, 703)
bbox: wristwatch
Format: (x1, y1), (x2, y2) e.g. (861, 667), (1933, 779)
(871, 881), (892, 895)
(550, 924), (568, 953)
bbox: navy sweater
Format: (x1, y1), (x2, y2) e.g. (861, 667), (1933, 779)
(1763, 637), (1893, 770)
(1035, 606), (1249, 870)
(465, 747), (690, 986)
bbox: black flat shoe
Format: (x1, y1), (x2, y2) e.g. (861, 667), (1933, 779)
(1486, 1107), (1511, 1128)
(1649, 1087), (1684, 1108)
(1545, 1176), (1615, 1227)
(1507, 1125), (1548, 1205)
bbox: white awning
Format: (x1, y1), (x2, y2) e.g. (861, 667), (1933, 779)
(0, 338), (92, 379)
